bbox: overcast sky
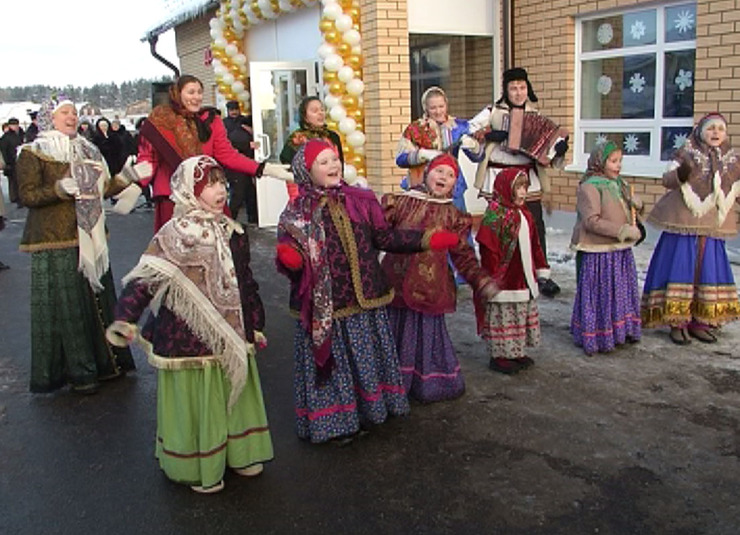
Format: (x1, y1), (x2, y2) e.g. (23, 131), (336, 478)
(0, 0), (180, 88)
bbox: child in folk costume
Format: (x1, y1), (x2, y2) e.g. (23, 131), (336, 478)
(475, 167), (550, 375)
(642, 113), (740, 345)
(570, 142), (643, 355)
(381, 154), (498, 402)
(106, 156), (273, 494)
(275, 139), (459, 444)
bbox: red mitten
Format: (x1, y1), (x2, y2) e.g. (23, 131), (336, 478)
(276, 243), (303, 270)
(429, 230), (459, 250)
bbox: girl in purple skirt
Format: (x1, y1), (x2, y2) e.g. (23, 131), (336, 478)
(381, 154), (497, 402)
(570, 141), (643, 355)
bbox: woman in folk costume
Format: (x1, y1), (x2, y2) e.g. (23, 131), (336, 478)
(16, 95), (136, 394)
(642, 113), (740, 345)
(381, 154), (498, 402)
(280, 96), (344, 201)
(107, 156), (273, 494)
(275, 139), (459, 444)
(570, 142), (643, 355)
(475, 167), (550, 375)
(396, 86), (482, 212)
(136, 74), (292, 232)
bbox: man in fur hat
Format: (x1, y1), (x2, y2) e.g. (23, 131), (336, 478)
(470, 67), (568, 298)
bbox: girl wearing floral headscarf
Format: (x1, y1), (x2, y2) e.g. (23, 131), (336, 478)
(107, 156), (273, 493)
(570, 141), (643, 355)
(381, 153), (497, 402)
(17, 95), (135, 394)
(276, 139), (459, 444)
(643, 113), (740, 345)
(475, 167), (550, 374)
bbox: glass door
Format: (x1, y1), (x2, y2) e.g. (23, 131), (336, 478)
(250, 61), (318, 227)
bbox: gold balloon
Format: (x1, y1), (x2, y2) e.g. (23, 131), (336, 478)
(356, 166), (366, 177)
(329, 81), (345, 96)
(337, 42), (351, 56)
(319, 18), (336, 33)
(324, 30), (341, 44)
(347, 54), (363, 69)
(326, 120), (339, 131)
(323, 70), (338, 83)
(341, 94), (358, 110)
(349, 7), (360, 21)
(352, 154), (364, 167)
(223, 29), (235, 41)
(353, 23), (361, 31)
(271, 0), (280, 11)
(354, 69), (363, 79)
(339, 0), (354, 8)
(212, 49), (226, 60)
(351, 108), (364, 123)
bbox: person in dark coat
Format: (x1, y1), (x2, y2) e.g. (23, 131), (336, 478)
(92, 117), (126, 175)
(25, 111), (39, 143)
(0, 118), (25, 206)
(223, 101), (258, 224)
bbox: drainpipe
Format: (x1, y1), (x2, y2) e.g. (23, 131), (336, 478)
(502, 0), (514, 70)
(148, 34), (180, 78)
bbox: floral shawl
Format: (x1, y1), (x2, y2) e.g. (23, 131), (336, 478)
(581, 141), (631, 222)
(123, 156), (248, 410)
(277, 144), (384, 374)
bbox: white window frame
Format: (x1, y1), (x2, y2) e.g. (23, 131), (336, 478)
(567, 2), (696, 178)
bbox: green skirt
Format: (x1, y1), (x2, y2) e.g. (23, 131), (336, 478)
(29, 248), (135, 392)
(155, 357), (273, 488)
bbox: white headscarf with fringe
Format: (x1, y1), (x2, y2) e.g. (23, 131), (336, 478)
(123, 155), (249, 409)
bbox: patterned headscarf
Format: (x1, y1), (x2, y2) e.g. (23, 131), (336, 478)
(124, 156), (248, 410)
(36, 93), (74, 133)
(581, 141), (631, 220)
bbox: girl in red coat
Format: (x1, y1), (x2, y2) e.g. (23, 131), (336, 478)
(476, 167), (550, 375)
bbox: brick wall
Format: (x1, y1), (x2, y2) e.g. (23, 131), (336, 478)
(359, 0), (412, 193)
(515, 0), (740, 214)
(175, 10), (219, 106)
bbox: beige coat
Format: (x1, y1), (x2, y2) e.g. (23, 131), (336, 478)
(571, 180), (641, 252)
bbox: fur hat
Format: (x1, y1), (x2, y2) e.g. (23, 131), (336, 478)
(496, 67), (538, 105)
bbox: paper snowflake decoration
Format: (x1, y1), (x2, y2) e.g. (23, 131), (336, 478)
(595, 134), (609, 147)
(672, 132), (688, 150)
(674, 10), (694, 33)
(630, 20), (646, 40)
(624, 134), (640, 153)
(629, 73), (646, 93)
(675, 69), (693, 91)
(597, 75), (613, 95)
(597, 23), (614, 45)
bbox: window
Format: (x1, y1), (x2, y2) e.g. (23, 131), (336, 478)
(574, 2), (696, 177)
(409, 43), (451, 119)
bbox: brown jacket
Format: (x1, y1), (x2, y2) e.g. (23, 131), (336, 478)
(17, 146), (127, 252)
(571, 179), (641, 252)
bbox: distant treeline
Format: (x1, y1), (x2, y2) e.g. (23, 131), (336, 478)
(0, 77), (174, 108)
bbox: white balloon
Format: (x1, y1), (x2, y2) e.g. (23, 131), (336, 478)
(335, 14), (353, 32)
(238, 90), (251, 102)
(210, 28), (221, 40)
(353, 145), (364, 155)
(346, 130), (366, 147)
(232, 20), (244, 34)
(322, 3), (342, 20)
(342, 29), (361, 46)
(343, 164), (358, 182)
(222, 73), (235, 85)
(279, 0), (294, 11)
(209, 18), (220, 29)
(354, 176), (369, 189)
(234, 53), (247, 66)
(324, 94), (340, 109)
(214, 64), (227, 76)
(329, 105), (347, 122)
(323, 54), (344, 72)
(232, 81), (245, 93)
(258, 0), (275, 17)
(245, 10), (260, 24)
(214, 37), (227, 49)
(225, 44), (239, 57)
(351, 45), (362, 55)
(339, 118), (357, 134)
(337, 66), (355, 83)
(317, 43), (335, 59)
(346, 79), (365, 96)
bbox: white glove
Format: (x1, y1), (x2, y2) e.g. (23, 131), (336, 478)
(460, 136), (480, 152)
(112, 183), (142, 215)
(58, 178), (80, 197)
(132, 161), (153, 181)
(262, 162), (294, 182)
(418, 149), (443, 163)
(254, 331), (267, 349)
(105, 320), (137, 347)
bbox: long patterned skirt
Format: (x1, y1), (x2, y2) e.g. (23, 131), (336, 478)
(481, 300), (540, 360)
(641, 232), (740, 327)
(388, 307), (464, 403)
(293, 308), (410, 443)
(571, 249), (641, 355)
(29, 248), (135, 393)
(155, 358), (273, 488)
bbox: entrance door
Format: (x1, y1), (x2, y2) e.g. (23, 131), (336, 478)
(250, 61), (319, 227)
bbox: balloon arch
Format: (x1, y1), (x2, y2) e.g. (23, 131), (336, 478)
(209, 0), (367, 184)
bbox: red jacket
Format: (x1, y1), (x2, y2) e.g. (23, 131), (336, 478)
(138, 111), (260, 198)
